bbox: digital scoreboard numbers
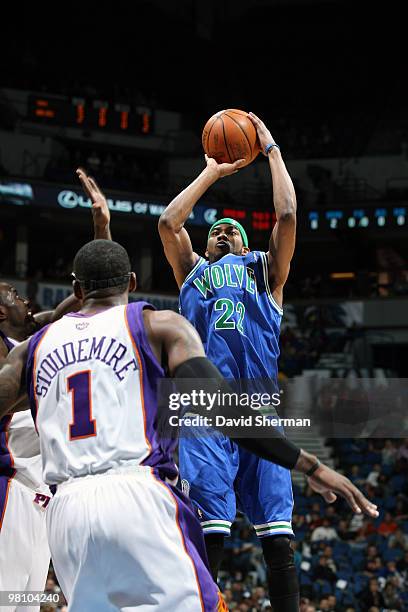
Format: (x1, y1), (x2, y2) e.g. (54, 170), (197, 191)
(27, 94), (153, 135)
(308, 207), (406, 230)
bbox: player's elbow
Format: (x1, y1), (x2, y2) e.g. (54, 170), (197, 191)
(276, 195), (297, 222)
(278, 207), (296, 225)
(158, 212), (179, 234)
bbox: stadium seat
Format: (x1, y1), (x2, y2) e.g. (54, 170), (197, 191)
(336, 568), (353, 581)
(383, 547), (403, 562)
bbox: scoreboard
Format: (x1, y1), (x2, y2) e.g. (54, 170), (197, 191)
(307, 206), (406, 230)
(27, 94), (153, 135)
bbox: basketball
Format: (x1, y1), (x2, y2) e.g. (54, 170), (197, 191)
(202, 109), (260, 167)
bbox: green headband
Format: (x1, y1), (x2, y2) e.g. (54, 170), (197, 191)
(207, 217), (249, 247)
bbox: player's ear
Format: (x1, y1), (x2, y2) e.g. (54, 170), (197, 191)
(129, 272), (137, 292)
(242, 247), (250, 255)
(205, 249), (209, 258)
(0, 305), (7, 322)
(72, 280), (84, 301)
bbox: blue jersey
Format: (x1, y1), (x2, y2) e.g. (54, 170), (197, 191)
(179, 251), (282, 381)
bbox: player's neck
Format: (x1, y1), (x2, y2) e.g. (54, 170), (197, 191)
(80, 295), (128, 314)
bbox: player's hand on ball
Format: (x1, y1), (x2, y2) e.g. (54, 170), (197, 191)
(307, 463), (379, 517)
(76, 167), (110, 229)
(205, 154), (246, 179)
(247, 112), (277, 156)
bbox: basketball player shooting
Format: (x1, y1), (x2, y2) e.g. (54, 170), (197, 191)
(0, 167), (111, 612)
(158, 111), (306, 611)
(0, 235), (378, 611)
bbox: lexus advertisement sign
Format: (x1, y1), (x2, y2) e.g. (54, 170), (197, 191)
(0, 178), (219, 227)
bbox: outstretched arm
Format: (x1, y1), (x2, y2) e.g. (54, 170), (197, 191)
(76, 167), (112, 240)
(145, 310), (378, 517)
(158, 156), (245, 288)
(0, 340), (29, 418)
(248, 113), (297, 306)
(33, 169), (112, 328)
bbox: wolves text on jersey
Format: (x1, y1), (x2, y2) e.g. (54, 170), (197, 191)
(193, 263), (257, 298)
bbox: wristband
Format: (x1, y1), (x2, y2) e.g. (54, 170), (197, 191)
(265, 143), (280, 155)
(306, 459), (321, 477)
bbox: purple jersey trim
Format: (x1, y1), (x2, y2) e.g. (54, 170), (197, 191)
(64, 306), (118, 318)
(161, 480), (220, 611)
(26, 324), (52, 430)
(125, 302), (178, 481)
(0, 330), (14, 353)
(0, 476), (12, 532)
(0, 334), (17, 478)
(0, 416), (16, 479)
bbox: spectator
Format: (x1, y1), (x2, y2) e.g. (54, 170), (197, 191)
(317, 596), (330, 611)
(378, 511), (399, 537)
(313, 556), (337, 585)
(322, 545), (337, 574)
(311, 518), (339, 543)
(337, 518), (353, 541)
(326, 594), (338, 611)
(396, 550), (408, 574)
(361, 578), (385, 609)
(366, 463), (381, 488)
(384, 560), (405, 588)
(382, 439), (397, 465)
(389, 527), (408, 551)
(382, 580), (403, 610)
(300, 597), (312, 612)
(349, 465), (365, 487)
(395, 499), (408, 521)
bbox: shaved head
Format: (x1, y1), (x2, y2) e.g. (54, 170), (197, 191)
(0, 282), (35, 339)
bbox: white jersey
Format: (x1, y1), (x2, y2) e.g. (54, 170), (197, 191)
(0, 335), (47, 493)
(1, 334), (51, 609)
(26, 302), (177, 486)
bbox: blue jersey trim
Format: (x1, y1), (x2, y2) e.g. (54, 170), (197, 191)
(260, 252), (283, 315)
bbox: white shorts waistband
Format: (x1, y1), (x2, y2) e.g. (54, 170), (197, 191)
(53, 465), (155, 494)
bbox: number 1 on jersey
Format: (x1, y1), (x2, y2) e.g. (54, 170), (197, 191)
(67, 370), (97, 440)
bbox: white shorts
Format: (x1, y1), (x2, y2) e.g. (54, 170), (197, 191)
(0, 477), (51, 612)
(47, 466), (223, 612)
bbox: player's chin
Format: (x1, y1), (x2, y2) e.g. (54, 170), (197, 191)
(213, 248), (229, 262)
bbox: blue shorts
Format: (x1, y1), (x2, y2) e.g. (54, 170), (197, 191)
(179, 423), (294, 538)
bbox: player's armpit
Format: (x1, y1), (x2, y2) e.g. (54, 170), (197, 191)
(0, 340), (29, 418)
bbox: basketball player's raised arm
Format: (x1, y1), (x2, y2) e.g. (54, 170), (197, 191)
(248, 113), (297, 302)
(0, 339), (29, 418)
(33, 170), (112, 327)
(76, 167), (112, 240)
(158, 156), (245, 288)
(146, 310), (378, 517)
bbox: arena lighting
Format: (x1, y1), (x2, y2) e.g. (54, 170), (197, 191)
(330, 272), (355, 280)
